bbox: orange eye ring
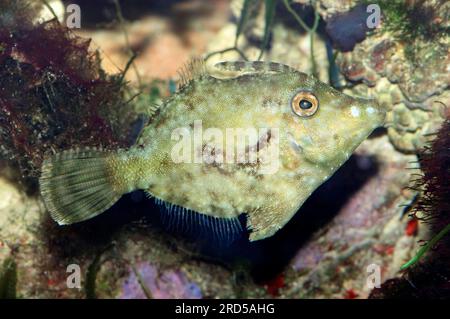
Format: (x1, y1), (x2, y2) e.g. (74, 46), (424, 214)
(291, 91), (319, 117)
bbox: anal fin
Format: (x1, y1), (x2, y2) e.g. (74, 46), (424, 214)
(153, 197), (244, 245)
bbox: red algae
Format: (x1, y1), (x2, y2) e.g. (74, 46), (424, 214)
(370, 118), (450, 298)
(0, 3), (137, 180)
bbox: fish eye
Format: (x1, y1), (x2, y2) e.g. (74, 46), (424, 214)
(291, 91), (319, 117)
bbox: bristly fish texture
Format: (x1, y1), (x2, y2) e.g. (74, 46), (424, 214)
(39, 59), (386, 242)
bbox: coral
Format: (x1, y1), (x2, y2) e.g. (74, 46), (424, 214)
(329, 0), (449, 153)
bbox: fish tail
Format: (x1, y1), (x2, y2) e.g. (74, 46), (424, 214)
(39, 147), (133, 225)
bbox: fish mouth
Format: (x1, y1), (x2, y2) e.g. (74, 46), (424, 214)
(356, 98), (387, 127)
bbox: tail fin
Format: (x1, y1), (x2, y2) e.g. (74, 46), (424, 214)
(39, 147), (125, 225)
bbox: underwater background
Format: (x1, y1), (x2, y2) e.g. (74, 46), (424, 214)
(0, 0), (449, 299)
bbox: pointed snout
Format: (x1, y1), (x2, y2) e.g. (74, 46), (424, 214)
(355, 97), (386, 127)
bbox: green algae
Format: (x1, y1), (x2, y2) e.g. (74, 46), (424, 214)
(0, 257), (17, 299)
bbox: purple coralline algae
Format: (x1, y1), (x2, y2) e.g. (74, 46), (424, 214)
(119, 262), (202, 299)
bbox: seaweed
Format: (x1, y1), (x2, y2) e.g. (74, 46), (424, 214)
(206, 0), (321, 76)
(371, 118), (450, 298)
(282, 0), (320, 77)
(258, 0), (277, 60)
(205, 0), (257, 61)
(0, 257), (17, 299)
(131, 263), (153, 299)
(112, 0), (142, 86)
(402, 118), (450, 269)
(0, 0), (138, 182)
(85, 248), (110, 299)
(372, 0), (448, 42)
(235, 0), (257, 47)
(359, 0), (449, 64)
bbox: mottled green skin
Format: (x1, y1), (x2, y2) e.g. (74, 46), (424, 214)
(108, 63), (385, 241)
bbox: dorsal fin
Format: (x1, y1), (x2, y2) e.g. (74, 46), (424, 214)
(153, 197), (244, 245)
(177, 57), (208, 89)
(211, 61), (296, 79)
(176, 59), (295, 87)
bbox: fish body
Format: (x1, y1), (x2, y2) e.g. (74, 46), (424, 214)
(39, 60), (385, 241)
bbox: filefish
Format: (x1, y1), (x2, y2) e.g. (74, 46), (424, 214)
(39, 59), (386, 241)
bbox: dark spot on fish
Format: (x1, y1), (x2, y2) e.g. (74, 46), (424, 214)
(235, 61), (246, 69)
(236, 74), (254, 84)
(262, 97), (281, 108)
(155, 114), (168, 129)
(282, 113), (292, 121)
(244, 128), (272, 154)
(185, 101), (194, 110)
(158, 153), (172, 170)
(208, 190), (220, 201)
(203, 87), (215, 96)
(215, 165), (234, 176)
(236, 160), (261, 176)
(232, 96), (244, 106)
